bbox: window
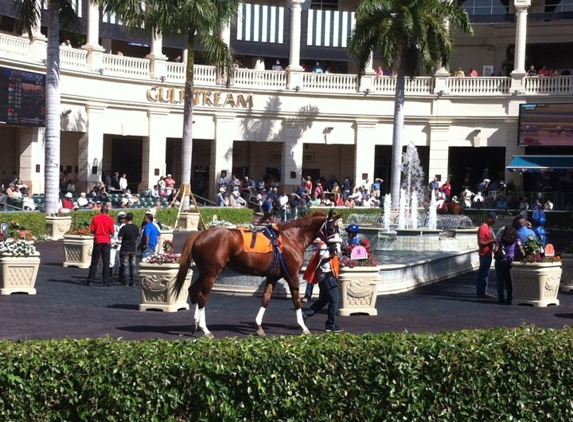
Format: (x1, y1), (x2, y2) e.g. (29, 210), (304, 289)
(310, 0), (338, 11)
(545, 0), (573, 13)
(461, 0), (508, 15)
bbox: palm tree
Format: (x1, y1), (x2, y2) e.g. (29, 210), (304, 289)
(17, 1), (80, 215)
(348, 0), (473, 208)
(94, 0), (238, 209)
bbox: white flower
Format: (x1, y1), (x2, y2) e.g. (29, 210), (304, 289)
(0, 238), (38, 256)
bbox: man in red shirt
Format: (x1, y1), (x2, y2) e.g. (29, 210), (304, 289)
(86, 205), (115, 286)
(476, 211), (498, 298)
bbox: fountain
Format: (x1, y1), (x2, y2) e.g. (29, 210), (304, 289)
(212, 143), (478, 298)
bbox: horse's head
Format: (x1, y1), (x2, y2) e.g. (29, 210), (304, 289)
(317, 209), (342, 253)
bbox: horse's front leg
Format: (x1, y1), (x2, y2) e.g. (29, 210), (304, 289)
(255, 278), (278, 337)
(288, 276), (312, 336)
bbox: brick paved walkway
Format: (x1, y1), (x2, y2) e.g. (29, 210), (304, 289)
(1, 232), (572, 341)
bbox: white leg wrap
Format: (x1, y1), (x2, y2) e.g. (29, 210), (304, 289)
(255, 307), (266, 326)
(194, 304), (199, 323)
(296, 308), (310, 332)
(198, 307), (211, 336)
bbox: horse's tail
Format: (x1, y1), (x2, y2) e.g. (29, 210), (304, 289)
(173, 231), (201, 297)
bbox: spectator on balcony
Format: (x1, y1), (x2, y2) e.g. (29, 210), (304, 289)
(544, 199), (554, 210)
(174, 56), (182, 63)
(455, 67), (465, 77)
(538, 66), (549, 76)
(61, 39), (71, 48)
(116, 51), (124, 56)
(468, 68), (478, 77)
(164, 174), (176, 197)
(272, 60), (283, 71)
(313, 62), (323, 73)
(119, 173), (128, 193)
(376, 66), (384, 77)
(527, 65), (537, 76)
(23, 192), (35, 211)
(562, 68), (571, 76)
(66, 179), (76, 193)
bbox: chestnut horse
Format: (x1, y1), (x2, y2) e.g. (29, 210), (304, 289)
(437, 200), (463, 215)
(173, 210), (341, 337)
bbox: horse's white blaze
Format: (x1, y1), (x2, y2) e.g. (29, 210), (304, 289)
(296, 308), (310, 332)
(255, 306), (266, 326)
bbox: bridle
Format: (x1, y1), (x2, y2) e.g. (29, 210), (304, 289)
(317, 213), (340, 243)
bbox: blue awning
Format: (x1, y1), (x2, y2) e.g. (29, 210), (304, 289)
(507, 155), (573, 173)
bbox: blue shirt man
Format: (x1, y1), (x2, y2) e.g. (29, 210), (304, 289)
(515, 215), (537, 245)
(141, 214), (161, 259)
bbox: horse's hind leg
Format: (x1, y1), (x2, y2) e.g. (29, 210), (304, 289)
(189, 273), (215, 338)
(255, 278), (279, 337)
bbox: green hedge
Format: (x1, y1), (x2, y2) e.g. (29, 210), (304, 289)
(0, 212), (46, 237)
(1, 326), (573, 421)
(198, 207), (254, 228)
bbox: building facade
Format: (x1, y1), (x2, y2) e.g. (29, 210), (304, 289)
(0, 0), (572, 201)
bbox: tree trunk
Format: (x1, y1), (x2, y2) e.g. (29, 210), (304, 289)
(390, 62), (406, 209)
(181, 33), (195, 211)
(44, 2), (61, 215)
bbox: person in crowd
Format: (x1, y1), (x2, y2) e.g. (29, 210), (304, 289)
(494, 224), (524, 305)
(473, 191), (484, 208)
(342, 177), (351, 200)
(455, 67), (465, 77)
(86, 206), (115, 286)
(77, 192), (89, 208)
(538, 66), (549, 76)
(344, 195), (356, 208)
(140, 213), (161, 260)
(303, 236), (343, 332)
(119, 173), (128, 193)
(216, 187), (228, 207)
(519, 197), (530, 211)
(375, 66), (384, 77)
(527, 65), (537, 76)
(62, 192), (74, 210)
(111, 172), (120, 190)
(428, 177), (439, 192)
(23, 192), (35, 211)
(110, 211), (126, 283)
(157, 176), (166, 196)
(496, 196), (508, 210)
(261, 195), (274, 221)
(468, 67), (478, 77)
(219, 170), (229, 190)
(312, 62), (323, 73)
(272, 60), (283, 71)
(230, 190), (247, 208)
(476, 212), (498, 299)
(98, 186), (110, 203)
(544, 199), (554, 210)
(66, 179), (76, 193)
(164, 174), (176, 197)
(6, 184), (21, 199)
(118, 212), (140, 286)
(514, 214), (537, 245)
(438, 180), (451, 199)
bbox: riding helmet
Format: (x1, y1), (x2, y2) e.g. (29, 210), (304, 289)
(346, 223), (360, 233)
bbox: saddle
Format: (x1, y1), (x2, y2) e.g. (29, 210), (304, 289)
(238, 225), (283, 254)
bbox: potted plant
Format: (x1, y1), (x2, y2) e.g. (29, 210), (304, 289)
(138, 240), (192, 312)
(157, 224), (174, 253)
(337, 238), (380, 316)
(510, 236), (562, 307)
(0, 230), (40, 295)
(178, 207), (200, 231)
(45, 213), (72, 241)
(62, 222), (93, 269)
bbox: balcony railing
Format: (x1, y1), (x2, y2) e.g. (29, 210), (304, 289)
(2, 32), (573, 97)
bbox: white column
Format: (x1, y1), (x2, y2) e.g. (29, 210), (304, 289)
(287, 0), (304, 71)
(210, 116), (235, 197)
(220, 19), (231, 47)
(78, 105), (106, 192)
(354, 120), (377, 191)
(510, 0), (531, 94)
(282, 121), (305, 193)
(18, 127), (45, 194)
(140, 110), (168, 192)
(428, 121), (451, 186)
(146, 30), (168, 79)
(82, 1), (105, 71)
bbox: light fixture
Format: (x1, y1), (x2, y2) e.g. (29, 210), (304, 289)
(160, 76), (165, 82)
(97, 68), (104, 75)
(437, 89), (445, 96)
(61, 109), (72, 116)
(363, 88), (371, 95)
(294, 86), (300, 92)
(473, 127), (482, 133)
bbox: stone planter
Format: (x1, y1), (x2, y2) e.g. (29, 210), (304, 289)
(510, 261), (562, 307)
(157, 229), (174, 253)
(178, 212), (200, 231)
(338, 266), (381, 316)
(45, 216), (72, 241)
(63, 235), (93, 269)
(560, 253), (573, 292)
(138, 262), (191, 312)
(0, 253), (41, 295)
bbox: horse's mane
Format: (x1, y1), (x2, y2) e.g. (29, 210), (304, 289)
(279, 211), (327, 230)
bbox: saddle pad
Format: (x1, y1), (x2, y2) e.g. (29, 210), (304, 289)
(238, 228), (282, 254)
